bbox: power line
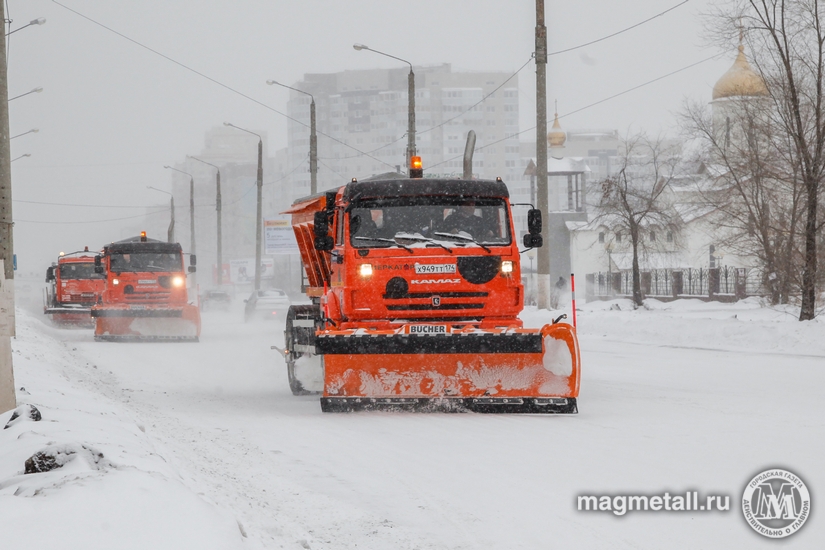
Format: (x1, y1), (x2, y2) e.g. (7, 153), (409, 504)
(14, 199), (155, 208)
(427, 54), (720, 170)
(15, 209), (168, 224)
(50, 0), (395, 170)
(417, 1), (689, 139)
(318, 133), (406, 161)
(417, 56), (533, 137)
(546, 1), (690, 57)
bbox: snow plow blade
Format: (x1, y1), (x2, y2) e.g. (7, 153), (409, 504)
(91, 304), (201, 342)
(315, 323), (580, 414)
(44, 306), (92, 314)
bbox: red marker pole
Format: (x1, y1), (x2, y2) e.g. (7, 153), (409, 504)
(570, 273), (577, 328)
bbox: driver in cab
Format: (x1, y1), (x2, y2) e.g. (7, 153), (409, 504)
(441, 202), (493, 240)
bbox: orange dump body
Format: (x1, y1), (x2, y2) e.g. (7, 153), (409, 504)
(44, 253), (106, 327)
(91, 236), (200, 342)
(284, 178), (580, 413)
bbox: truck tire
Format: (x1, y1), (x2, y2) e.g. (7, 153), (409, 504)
(284, 305), (323, 396)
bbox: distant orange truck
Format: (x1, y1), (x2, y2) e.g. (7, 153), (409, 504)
(44, 248), (105, 327)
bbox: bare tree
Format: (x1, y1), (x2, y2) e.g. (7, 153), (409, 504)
(594, 133), (684, 307)
(705, 1), (825, 319)
(681, 96), (806, 304)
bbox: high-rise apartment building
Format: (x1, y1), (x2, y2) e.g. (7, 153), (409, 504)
(283, 64), (521, 205)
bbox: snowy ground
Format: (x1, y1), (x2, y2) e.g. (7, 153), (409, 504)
(1, 286), (823, 548)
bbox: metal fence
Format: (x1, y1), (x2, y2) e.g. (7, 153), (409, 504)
(587, 267), (766, 301)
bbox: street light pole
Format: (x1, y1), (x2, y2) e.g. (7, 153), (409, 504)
(11, 153), (30, 162)
(224, 122), (264, 290)
(147, 186), (175, 243)
(188, 156), (223, 286)
(8, 87), (42, 102)
(267, 81), (317, 194)
(352, 44), (416, 170)
(164, 166), (196, 257)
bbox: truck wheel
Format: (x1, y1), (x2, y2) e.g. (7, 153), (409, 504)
(284, 305), (323, 396)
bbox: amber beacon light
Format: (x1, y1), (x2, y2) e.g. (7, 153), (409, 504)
(410, 156), (423, 179)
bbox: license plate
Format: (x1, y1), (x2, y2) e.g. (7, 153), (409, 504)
(129, 305), (146, 310)
(414, 263), (456, 274)
(406, 324), (449, 335)
(138, 279), (156, 284)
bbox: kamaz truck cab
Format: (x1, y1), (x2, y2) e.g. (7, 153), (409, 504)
(91, 232), (200, 341)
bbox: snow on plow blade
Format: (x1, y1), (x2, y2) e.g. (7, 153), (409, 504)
(91, 304), (201, 342)
(316, 323), (580, 414)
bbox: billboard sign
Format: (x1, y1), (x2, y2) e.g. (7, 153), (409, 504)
(265, 217), (299, 255)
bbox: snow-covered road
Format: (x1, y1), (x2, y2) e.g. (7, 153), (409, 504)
(4, 294), (823, 548)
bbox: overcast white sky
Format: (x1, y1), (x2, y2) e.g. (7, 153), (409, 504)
(8, 0), (734, 270)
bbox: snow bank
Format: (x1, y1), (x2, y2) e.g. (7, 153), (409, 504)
(0, 311), (245, 550)
(521, 298), (825, 357)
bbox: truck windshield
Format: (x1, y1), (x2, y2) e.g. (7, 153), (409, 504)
(109, 252), (182, 273)
(349, 197), (511, 248)
(59, 262), (104, 280)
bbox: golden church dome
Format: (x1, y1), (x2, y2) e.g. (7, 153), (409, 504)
(547, 112), (566, 148)
(712, 44), (768, 100)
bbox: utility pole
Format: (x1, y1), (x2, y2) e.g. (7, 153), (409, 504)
(535, 0), (551, 309)
(0, 0), (17, 412)
(309, 99), (317, 195)
(189, 156), (222, 286)
(255, 137), (263, 289)
(164, 165), (197, 293)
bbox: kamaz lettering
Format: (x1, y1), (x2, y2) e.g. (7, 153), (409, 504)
(410, 278), (461, 285)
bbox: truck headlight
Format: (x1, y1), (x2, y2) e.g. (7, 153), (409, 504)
(501, 261), (513, 274)
(359, 263), (373, 277)
(172, 276), (185, 287)
(112, 278), (119, 285)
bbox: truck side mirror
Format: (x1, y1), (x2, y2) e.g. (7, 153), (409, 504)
(314, 236), (334, 251)
(527, 209), (542, 235)
(314, 211), (329, 237)
(188, 266), (197, 273)
(45, 266), (55, 282)
(94, 255), (102, 266)
(190, 254), (197, 266)
(94, 266), (105, 274)
(523, 233), (543, 248)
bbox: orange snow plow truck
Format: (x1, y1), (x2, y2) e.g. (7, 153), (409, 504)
(44, 248), (105, 327)
(282, 169), (581, 413)
(90, 233), (200, 342)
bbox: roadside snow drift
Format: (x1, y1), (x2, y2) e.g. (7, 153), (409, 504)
(0, 312), (245, 550)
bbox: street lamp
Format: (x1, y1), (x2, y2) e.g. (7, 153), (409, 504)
(11, 153), (31, 162)
(9, 87), (43, 102)
(5, 18), (46, 37)
(224, 122), (264, 291)
(10, 128), (38, 140)
(188, 156), (223, 286)
(267, 80), (317, 195)
(147, 186), (175, 243)
(352, 43), (416, 170)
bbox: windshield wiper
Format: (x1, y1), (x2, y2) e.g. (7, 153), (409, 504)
(354, 236), (414, 253)
(433, 232), (491, 253)
(393, 233), (455, 254)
